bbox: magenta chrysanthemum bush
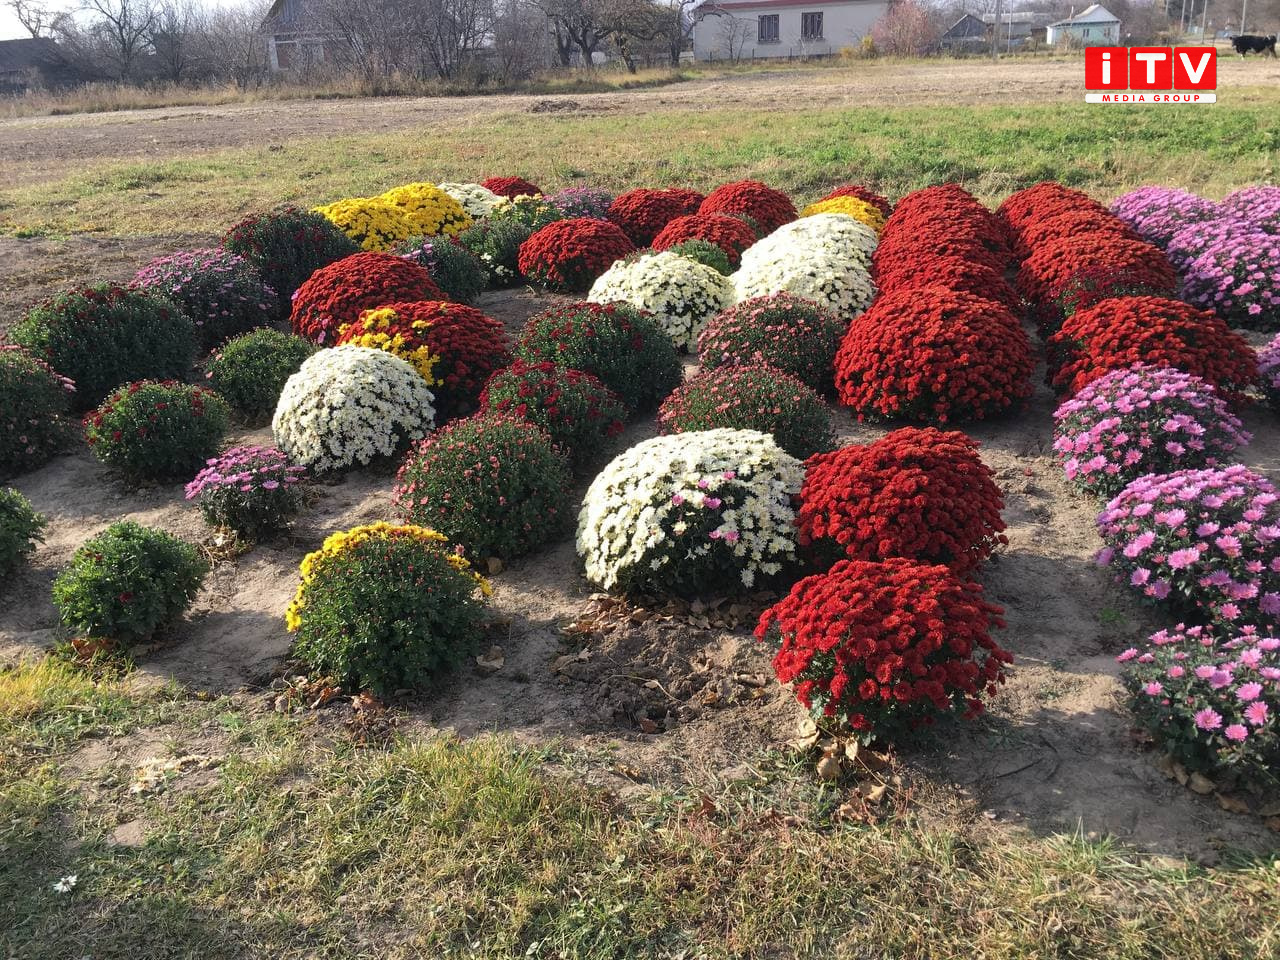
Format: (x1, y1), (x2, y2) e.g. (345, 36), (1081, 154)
(1052, 365), (1250, 499)
(185, 444), (308, 541)
(132, 248), (276, 350)
(1219, 186), (1280, 233)
(1260, 333), (1280, 409)
(1172, 220), (1280, 330)
(1096, 465), (1280, 631)
(547, 186), (614, 220)
(1118, 622), (1279, 786)
(1109, 187), (1220, 249)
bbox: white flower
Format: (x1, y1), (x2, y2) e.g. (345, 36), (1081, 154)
(53, 875), (77, 894)
(272, 346), (436, 473)
(587, 251), (735, 351)
(733, 214), (878, 318)
(437, 182), (504, 219)
(577, 429), (802, 596)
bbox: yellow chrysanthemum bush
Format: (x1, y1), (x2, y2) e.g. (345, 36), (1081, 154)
(286, 522), (492, 695)
(311, 197), (414, 252)
(380, 182), (473, 237)
(801, 195), (887, 234)
(336, 306), (441, 383)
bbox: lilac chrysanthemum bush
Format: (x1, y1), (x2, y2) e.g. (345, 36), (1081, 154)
(1260, 333), (1280, 409)
(1118, 622), (1279, 787)
(1052, 365), (1250, 500)
(547, 186), (615, 220)
(1109, 187), (1220, 249)
(1096, 465), (1280, 631)
(185, 444), (308, 541)
(1219, 185), (1280, 234)
(132, 248), (277, 350)
(1171, 220), (1280, 329)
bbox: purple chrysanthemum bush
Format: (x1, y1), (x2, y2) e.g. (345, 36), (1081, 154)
(1110, 187), (1220, 249)
(132, 248), (277, 350)
(1096, 465), (1280, 632)
(185, 444), (308, 541)
(1118, 623), (1279, 788)
(1170, 219), (1280, 330)
(1219, 185), (1280, 234)
(547, 186), (614, 220)
(1259, 333), (1280, 409)
(1052, 365), (1250, 500)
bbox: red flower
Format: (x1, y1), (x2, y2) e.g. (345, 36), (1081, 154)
(606, 187), (704, 246)
(697, 180), (797, 235)
(996, 182), (1107, 238)
(517, 218), (635, 293)
(289, 253), (442, 343)
(1017, 234), (1176, 307)
(651, 213), (757, 267)
(874, 254), (1019, 313)
(481, 176), (542, 199)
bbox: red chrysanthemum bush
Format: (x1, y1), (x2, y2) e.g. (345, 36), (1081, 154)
(883, 184), (1008, 254)
(479, 360), (626, 470)
(818, 183), (892, 218)
(605, 187), (704, 246)
(796, 428), (1006, 574)
(696, 293), (844, 392)
(289, 252), (443, 344)
(698, 180), (797, 235)
(874, 254), (1020, 313)
(1016, 234), (1177, 308)
(337, 300), (509, 420)
(516, 218), (635, 293)
(1047, 296), (1259, 404)
(996, 182), (1100, 238)
(651, 213), (758, 268)
(872, 224), (1008, 276)
(1011, 208), (1138, 261)
(1036, 262), (1179, 339)
(757, 557), (1012, 742)
(481, 176), (542, 199)
(834, 287), (1034, 423)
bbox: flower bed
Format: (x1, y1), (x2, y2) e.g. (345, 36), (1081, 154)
(205, 329), (316, 424)
(606, 187), (704, 246)
(185, 445), (308, 541)
(1118, 622), (1279, 787)
(996, 182), (1107, 242)
(132, 248), (276, 351)
(797, 427), (1006, 573)
(1052, 365), (1250, 500)
(514, 301), (682, 413)
(758, 557), (1011, 742)
(272, 345), (436, 472)
(1010, 209), (1139, 262)
(311, 197), (414, 252)
(1260, 333), (1280, 409)
(1046, 296), (1258, 405)
(288, 252), (443, 344)
(481, 176), (542, 199)
(394, 414), (571, 560)
(397, 236), (489, 304)
(1037, 263), (1180, 339)
(588, 251), (734, 351)
(11, 284), (194, 412)
(577, 428), (803, 596)
(651, 213), (758, 268)
(734, 219), (877, 319)
(696, 293), (843, 392)
(380, 182), (472, 237)
(84, 380), (230, 482)
(834, 286), (1034, 423)
(479, 360), (626, 470)
(698, 180), (797, 235)
(222, 207), (359, 317)
(872, 224), (1008, 276)
(286, 522), (491, 695)
(1110, 187), (1221, 249)
(1016, 235), (1177, 307)
(517, 217), (636, 293)
(1096, 465), (1280, 630)
(658, 364), (834, 460)
(0, 345), (76, 477)
(335, 305), (441, 383)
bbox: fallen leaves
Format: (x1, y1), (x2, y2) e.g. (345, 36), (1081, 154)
(129, 754), (218, 795)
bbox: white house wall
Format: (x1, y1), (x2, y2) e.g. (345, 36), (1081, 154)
(693, 2), (890, 60)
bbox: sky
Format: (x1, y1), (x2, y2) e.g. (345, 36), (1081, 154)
(0, 1), (77, 42)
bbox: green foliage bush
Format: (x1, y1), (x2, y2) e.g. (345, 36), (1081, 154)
(0, 346), (77, 477)
(397, 235), (489, 303)
(206, 329), (316, 422)
(84, 381), (230, 481)
(0, 487), (46, 578)
(665, 239), (733, 276)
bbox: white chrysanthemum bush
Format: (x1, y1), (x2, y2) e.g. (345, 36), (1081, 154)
(438, 182), (505, 220)
(272, 345), (436, 472)
(733, 213), (878, 317)
(587, 251), (735, 351)
(577, 428), (804, 597)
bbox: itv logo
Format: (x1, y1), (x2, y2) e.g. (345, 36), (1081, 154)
(1084, 47), (1217, 104)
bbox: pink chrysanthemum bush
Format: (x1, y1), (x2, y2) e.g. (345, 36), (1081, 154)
(185, 445), (309, 542)
(1096, 465), (1280, 631)
(1118, 623), (1279, 789)
(1261, 333), (1280, 410)
(1052, 365), (1251, 500)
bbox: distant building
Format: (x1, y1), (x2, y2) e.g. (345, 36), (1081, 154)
(0, 37), (83, 92)
(692, 0), (890, 61)
(981, 11), (1049, 46)
(940, 10), (1048, 52)
(262, 0), (328, 72)
(940, 13), (988, 51)
(1046, 4), (1120, 45)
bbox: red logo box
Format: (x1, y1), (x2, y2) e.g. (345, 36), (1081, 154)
(1173, 47), (1217, 89)
(1129, 47), (1174, 89)
(1085, 47), (1127, 89)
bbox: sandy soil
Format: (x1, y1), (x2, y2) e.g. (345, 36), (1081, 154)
(4, 58), (1280, 189)
(2, 231), (1278, 863)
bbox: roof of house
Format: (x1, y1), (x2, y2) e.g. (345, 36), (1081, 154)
(942, 14), (987, 40)
(0, 37), (63, 73)
(1049, 4), (1119, 27)
(263, 0), (308, 32)
(980, 11), (1049, 25)
(698, 0), (885, 11)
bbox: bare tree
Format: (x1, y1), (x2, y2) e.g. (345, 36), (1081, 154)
(202, 0), (271, 90)
(83, 0), (159, 80)
(411, 0), (496, 79)
(6, 0), (63, 37)
(149, 0), (202, 82)
(492, 0), (554, 82)
(535, 0), (609, 66)
(870, 0), (941, 57)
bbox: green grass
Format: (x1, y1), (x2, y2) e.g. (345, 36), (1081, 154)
(1, 658), (1277, 959)
(4, 100), (1279, 237)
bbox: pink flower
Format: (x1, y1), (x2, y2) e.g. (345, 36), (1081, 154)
(1194, 707), (1223, 730)
(1167, 665), (1185, 678)
(1236, 682), (1264, 701)
(1116, 647), (1139, 662)
(1167, 547), (1201, 570)
(1143, 682), (1164, 696)
(1245, 701), (1269, 726)
(1224, 724), (1249, 742)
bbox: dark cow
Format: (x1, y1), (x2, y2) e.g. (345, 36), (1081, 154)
(1232, 34), (1278, 57)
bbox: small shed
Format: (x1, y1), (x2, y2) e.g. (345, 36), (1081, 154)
(940, 14), (988, 51)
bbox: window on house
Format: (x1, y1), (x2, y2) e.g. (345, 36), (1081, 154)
(802, 12), (824, 40)
(758, 14), (780, 43)
(1083, 27), (1090, 37)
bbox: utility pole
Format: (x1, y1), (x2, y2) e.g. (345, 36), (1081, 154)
(1242, 0), (1249, 34)
(992, 0), (1002, 61)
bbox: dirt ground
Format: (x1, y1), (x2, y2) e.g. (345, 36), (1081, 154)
(4, 58), (1280, 190)
(2, 230), (1278, 864)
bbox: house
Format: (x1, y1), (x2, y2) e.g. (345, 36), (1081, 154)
(940, 10), (1048, 52)
(1045, 4), (1120, 45)
(940, 13), (988, 51)
(0, 37), (83, 92)
(981, 11), (1049, 46)
(262, 0), (328, 72)
(692, 0), (890, 61)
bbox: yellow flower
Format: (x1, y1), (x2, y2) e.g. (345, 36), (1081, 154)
(337, 307), (441, 384)
(312, 197), (414, 251)
(800, 196), (886, 233)
(381, 182), (473, 237)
